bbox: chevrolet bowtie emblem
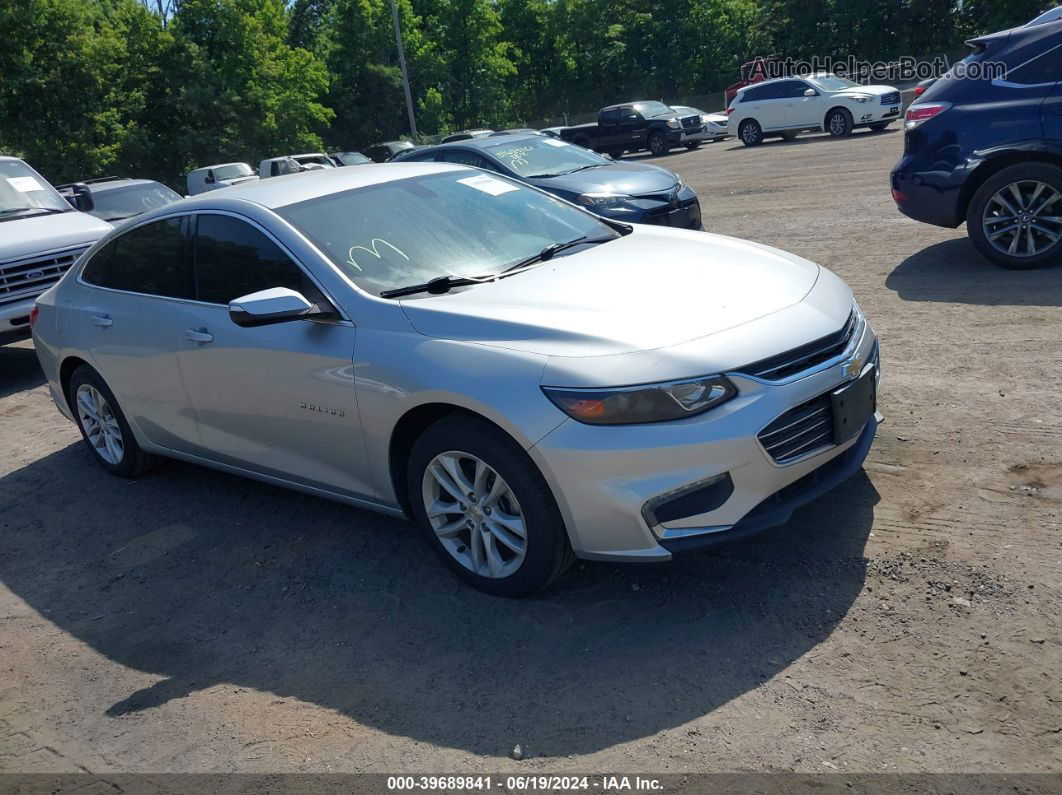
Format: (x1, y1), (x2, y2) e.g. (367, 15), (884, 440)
(843, 356), (862, 380)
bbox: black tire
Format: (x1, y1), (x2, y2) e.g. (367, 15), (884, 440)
(966, 163), (1062, 270)
(407, 415), (575, 597)
(647, 131), (669, 156)
(826, 108), (853, 137)
(684, 141), (701, 150)
(738, 119), (763, 146)
(68, 365), (161, 478)
(868, 122), (890, 132)
(780, 130), (799, 141)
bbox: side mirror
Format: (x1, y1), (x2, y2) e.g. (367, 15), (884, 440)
(229, 287), (314, 327)
(205, 171), (215, 184)
(64, 183), (94, 212)
(803, 88), (817, 97)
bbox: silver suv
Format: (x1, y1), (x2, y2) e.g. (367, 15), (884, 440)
(1, 156), (112, 343)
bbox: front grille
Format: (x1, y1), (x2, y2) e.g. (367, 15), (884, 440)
(0, 247), (86, 307)
(681, 115), (701, 129)
(880, 91), (900, 105)
(758, 393), (835, 464)
(737, 311), (858, 381)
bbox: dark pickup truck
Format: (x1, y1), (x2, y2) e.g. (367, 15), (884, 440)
(559, 101), (704, 156)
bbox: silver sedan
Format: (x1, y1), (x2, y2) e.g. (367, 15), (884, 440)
(31, 164), (880, 595)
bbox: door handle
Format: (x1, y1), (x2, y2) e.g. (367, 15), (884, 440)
(184, 328), (214, 344)
(90, 315), (112, 328)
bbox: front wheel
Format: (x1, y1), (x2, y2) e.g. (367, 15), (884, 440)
(69, 365), (161, 478)
(648, 131), (669, 156)
(407, 415), (574, 596)
(780, 131), (799, 141)
(739, 119), (763, 146)
(868, 122), (890, 132)
(827, 108), (853, 137)
(685, 141), (701, 150)
(966, 163), (1062, 269)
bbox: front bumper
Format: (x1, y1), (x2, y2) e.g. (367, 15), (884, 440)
(0, 298), (35, 343)
(529, 319), (879, 562)
(679, 126), (710, 144)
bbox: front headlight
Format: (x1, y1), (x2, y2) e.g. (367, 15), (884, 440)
(849, 94), (872, 103)
(667, 119), (681, 128)
(577, 192), (633, 209)
(542, 375), (737, 425)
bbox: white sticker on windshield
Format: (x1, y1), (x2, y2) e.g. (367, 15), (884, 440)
(457, 174), (519, 196)
(8, 176), (44, 193)
(543, 138), (567, 147)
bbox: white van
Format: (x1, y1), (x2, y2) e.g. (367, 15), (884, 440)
(259, 153), (334, 178)
(1, 156), (113, 343)
(186, 162), (259, 196)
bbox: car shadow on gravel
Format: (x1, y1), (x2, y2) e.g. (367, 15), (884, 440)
(887, 238), (1062, 306)
(0, 443), (878, 757)
(0, 341), (44, 399)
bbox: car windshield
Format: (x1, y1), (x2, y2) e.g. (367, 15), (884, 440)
(337, 152), (371, 165)
(213, 164), (253, 180)
(89, 182), (182, 221)
(0, 160), (70, 215)
(810, 75), (862, 91)
(278, 170), (618, 297)
(633, 101), (674, 118)
(671, 106), (698, 115)
(484, 137), (612, 178)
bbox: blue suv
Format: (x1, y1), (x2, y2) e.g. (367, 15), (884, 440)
(891, 8), (1062, 269)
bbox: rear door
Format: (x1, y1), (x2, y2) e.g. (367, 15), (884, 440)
(174, 212), (372, 499)
(739, 82), (787, 130)
(79, 215), (201, 450)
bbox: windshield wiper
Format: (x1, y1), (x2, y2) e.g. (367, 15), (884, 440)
(380, 274), (493, 299)
(501, 234), (613, 274)
(0, 206), (68, 218)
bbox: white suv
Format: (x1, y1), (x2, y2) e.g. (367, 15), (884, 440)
(727, 73), (902, 146)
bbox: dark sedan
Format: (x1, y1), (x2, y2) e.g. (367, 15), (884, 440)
(399, 135), (702, 229)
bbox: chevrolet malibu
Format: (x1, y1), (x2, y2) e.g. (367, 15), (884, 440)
(32, 164), (880, 596)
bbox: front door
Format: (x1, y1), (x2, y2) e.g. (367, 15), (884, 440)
(783, 80), (822, 129)
(175, 212), (373, 499)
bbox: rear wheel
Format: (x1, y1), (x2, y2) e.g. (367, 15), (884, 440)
(648, 131), (669, 156)
(739, 119), (763, 146)
(967, 163), (1062, 269)
(407, 415), (574, 596)
(685, 141), (701, 150)
(827, 108), (853, 137)
(69, 365), (160, 478)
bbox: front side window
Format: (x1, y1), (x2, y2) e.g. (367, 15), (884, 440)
(277, 171), (618, 297)
(484, 137), (611, 178)
(85, 217), (192, 299)
(194, 214), (325, 306)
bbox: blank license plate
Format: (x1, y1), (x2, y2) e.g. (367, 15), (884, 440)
(832, 367), (876, 443)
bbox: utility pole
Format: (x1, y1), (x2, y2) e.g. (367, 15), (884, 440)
(389, 0), (418, 142)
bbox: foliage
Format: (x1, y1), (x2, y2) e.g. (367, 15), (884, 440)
(0, 0), (1046, 186)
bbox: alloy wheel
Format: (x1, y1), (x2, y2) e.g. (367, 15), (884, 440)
(421, 451), (526, 579)
(829, 112), (848, 136)
(982, 180), (1062, 259)
(75, 384), (125, 465)
(741, 122), (759, 145)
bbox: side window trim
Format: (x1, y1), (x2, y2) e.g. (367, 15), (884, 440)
(189, 209), (345, 319)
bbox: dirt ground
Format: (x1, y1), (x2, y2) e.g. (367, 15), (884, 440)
(1, 126), (1060, 777)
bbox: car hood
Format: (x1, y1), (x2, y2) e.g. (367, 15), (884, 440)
(703, 113), (729, 124)
(399, 226), (822, 360)
(837, 84), (899, 97)
(529, 161), (679, 197)
(0, 210), (112, 261)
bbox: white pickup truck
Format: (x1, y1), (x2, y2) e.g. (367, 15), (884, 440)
(1, 156), (112, 344)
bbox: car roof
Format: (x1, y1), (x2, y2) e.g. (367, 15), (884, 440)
(189, 162), (248, 173)
(86, 178), (161, 192)
(1028, 6), (1062, 25)
(165, 162), (467, 211)
(428, 134), (545, 153)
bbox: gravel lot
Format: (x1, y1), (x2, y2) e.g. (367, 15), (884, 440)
(1, 126), (1060, 776)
